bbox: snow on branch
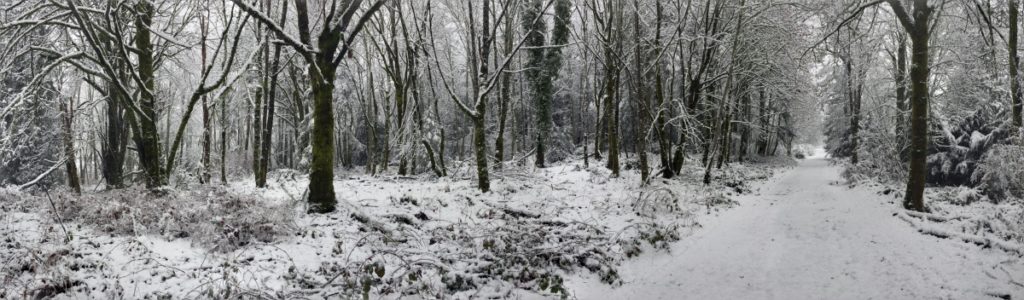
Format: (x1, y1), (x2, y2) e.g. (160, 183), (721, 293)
(228, 0), (314, 56)
(902, 210), (970, 223)
(17, 157), (68, 190)
(897, 211), (1024, 256)
(0, 51), (84, 120)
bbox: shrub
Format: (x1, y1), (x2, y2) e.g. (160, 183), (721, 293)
(926, 110), (1011, 187)
(53, 186), (296, 252)
(974, 133), (1024, 202)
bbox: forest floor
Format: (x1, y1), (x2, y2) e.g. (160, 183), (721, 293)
(2, 153), (1023, 299)
(1, 156), (786, 299)
(564, 156), (1024, 300)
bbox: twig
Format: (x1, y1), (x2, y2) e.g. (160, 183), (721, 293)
(43, 190), (71, 243)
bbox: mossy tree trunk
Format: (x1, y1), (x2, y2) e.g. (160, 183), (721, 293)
(134, 0), (165, 188)
(522, 0), (571, 168)
(600, 0), (622, 176)
(232, 0), (386, 213)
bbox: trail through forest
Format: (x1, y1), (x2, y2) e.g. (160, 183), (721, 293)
(565, 155), (1024, 300)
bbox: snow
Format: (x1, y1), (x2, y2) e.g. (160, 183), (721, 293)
(2, 158), (787, 298)
(4, 157), (1022, 299)
(563, 158), (1024, 299)
(806, 146), (828, 159)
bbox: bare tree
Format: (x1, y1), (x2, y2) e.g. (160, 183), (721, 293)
(231, 0), (387, 213)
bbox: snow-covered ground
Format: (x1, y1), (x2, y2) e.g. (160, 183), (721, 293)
(3, 157), (1021, 299)
(1, 158), (787, 299)
(565, 158), (1024, 299)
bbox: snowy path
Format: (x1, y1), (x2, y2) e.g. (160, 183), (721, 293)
(566, 158), (1024, 300)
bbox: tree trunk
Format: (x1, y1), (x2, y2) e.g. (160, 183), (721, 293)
(252, 88), (263, 183)
(473, 115), (490, 192)
(62, 97), (81, 194)
(633, 4), (650, 183)
(846, 58), (861, 165)
(134, 0), (164, 188)
(888, 0), (931, 212)
(258, 3), (282, 187)
(756, 89), (769, 155)
(903, 3), (930, 212)
(895, 33), (908, 160)
(602, 3), (621, 176)
(422, 140), (443, 177)
(738, 94), (750, 162)
(524, 0), (570, 168)
(475, 0), (491, 192)
(221, 88), (230, 184)
(1011, 0), (1022, 128)
(440, 128), (448, 176)
(307, 62), (338, 213)
(101, 83), (127, 188)
(495, 10), (514, 170)
(200, 12), (211, 184)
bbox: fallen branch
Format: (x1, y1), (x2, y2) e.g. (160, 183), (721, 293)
(903, 210), (970, 223)
(18, 157), (67, 190)
(483, 201), (541, 219)
(385, 213), (422, 227)
(897, 211), (1024, 256)
(351, 211), (396, 236)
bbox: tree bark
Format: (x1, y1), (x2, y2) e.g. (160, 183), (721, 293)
(101, 82), (127, 188)
(632, 1), (650, 183)
(888, 0), (931, 212)
(257, 0), (289, 187)
(895, 33), (908, 160)
(1011, 0), (1022, 128)
(230, 0), (386, 212)
(221, 88), (230, 184)
(495, 6), (515, 169)
(200, 11), (211, 184)
(602, 0), (621, 176)
(134, 0), (165, 188)
(307, 61), (338, 213)
(846, 57), (861, 165)
(252, 88), (263, 183)
(62, 97), (81, 194)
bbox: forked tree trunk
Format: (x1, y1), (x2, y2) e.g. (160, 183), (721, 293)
(257, 0), (288, 187)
